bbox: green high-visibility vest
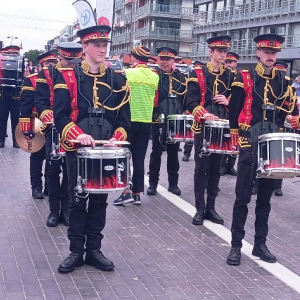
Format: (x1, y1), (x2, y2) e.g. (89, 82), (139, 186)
(125, 67), (159, 123)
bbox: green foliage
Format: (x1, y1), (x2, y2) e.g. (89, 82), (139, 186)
(24, 49), (42, 66)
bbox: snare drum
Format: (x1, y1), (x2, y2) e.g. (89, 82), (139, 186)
(50, 126), (66, 158)
(202, 120), (231, 154)
(257, 132), (300, 179)
(166, 114), (194, 143)
(76, 147), (130, 193)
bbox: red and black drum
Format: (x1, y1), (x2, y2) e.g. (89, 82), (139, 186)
(76, 147), (130, 193)
(202, 120), (231, 154)
(166, 114), (194, 143)
(0, 53), (24, 88)
(257, 132), (300, 179)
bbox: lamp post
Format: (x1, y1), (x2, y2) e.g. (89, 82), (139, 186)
(7, 36), (18, 45)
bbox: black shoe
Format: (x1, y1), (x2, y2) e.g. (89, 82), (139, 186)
(13, 141), (20, 148)
(46, 210), (60, 227)
(5, 134), (8, 137)
(0, 142), (5, 148)
(274, 188), (283, 196)
(227, 166), (237, 176)
(251, 185), (257, 195)
(58, 253), (84, 273)
(192, 210), (204, 225)
(168, 184), (181, 195)
(85, 249), (115, 271)
(182, 154), (189, 162)
(178, 147), (183, 152)
(59, 210), (69, 226)
(32, 187), (44, 199)
(252, 244), (277, 263)
(227, 247), (241, 265)
(220, 165), (226, 176)
(147, 185), (157, 195)
(205, 209), (224, 224)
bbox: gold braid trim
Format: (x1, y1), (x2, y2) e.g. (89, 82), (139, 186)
(19, 118), (31, 122)
(114, 127), (127, 141)
(230, 129), (239, 135)
(22, 86), (35, 91)
(36, 78), (47, 84)
(54, 84), (68, 90)
(94, 80), (130, 111)
(61, 122), (76, 141)
(26, 73), (38, 78)
(186, 77), (198, 83)
(232, 82), (244, 88)
(207, 61), (225, 75)
(239, 123), (250, 131)
(238, 123), (251, 147)
(40, 109), (53, 121)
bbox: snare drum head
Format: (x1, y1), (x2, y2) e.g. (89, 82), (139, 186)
(167, 114), (194, 121)
(204, 120), (229, 128)
(77, 146), (130, 158)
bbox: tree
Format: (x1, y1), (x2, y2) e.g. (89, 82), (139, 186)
(24, 49), (43, 66)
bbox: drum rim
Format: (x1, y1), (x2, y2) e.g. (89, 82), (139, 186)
(258, 132), (300, 141)
(204, 120), (229, 127)
(167, 114), (194, 120)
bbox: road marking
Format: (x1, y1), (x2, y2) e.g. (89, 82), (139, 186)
(144, 175), (300, 294)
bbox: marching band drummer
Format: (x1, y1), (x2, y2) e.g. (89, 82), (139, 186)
(220, 51), (240, 176)
(185, 36), (234, 226)
(147, 47), (187, 196)
(19, 49), (58, 200)
(35, 43), (83, 228)
(227, 34), (298, 266)
(53, 23), (130, 274)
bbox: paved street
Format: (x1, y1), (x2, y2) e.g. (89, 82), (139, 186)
(1, 133), (300, 300)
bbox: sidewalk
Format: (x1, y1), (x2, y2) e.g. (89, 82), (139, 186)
(0, 136), (300, 300)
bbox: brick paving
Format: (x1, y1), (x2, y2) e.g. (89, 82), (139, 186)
(1, 134), (300, 299)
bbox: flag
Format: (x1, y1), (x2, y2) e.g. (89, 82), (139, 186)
(72, 0), (96, 29)
(20, 42), (23, 50)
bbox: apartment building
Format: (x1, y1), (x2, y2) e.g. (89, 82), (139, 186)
(192, 0), (300, 76)
(111, 0), (195, 58)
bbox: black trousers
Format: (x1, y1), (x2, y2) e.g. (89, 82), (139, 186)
(221, 154), (237, 169)
(194, 133), (222, 211)
(231, 146), (276, 248)
(129, 122), (151, 193)
(148, 123), (180, 186)
(275, 179), (282, 189)
(30, 144), (46, 189)
(66, 151), (108, 255)
(45, 130), (69, 211)
(0, 96), (20, 143)
(183, 141), (194, 157)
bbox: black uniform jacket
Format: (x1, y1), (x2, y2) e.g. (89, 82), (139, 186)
(53, 60), (131, 150)
(185, 61), (234, 132)
(20, 74), (37, 119)
(229, 62), (298, 147)
(154, 68), (187, 121)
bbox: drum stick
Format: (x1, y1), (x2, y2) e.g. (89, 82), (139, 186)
(69, 139), (130, 145)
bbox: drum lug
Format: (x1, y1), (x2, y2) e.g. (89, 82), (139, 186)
(75, 176), (83, 194)
(51, 143), (57, 157)
(201, 139), (209, 154)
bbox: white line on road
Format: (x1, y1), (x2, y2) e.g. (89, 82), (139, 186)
(144, 175), (300, 294)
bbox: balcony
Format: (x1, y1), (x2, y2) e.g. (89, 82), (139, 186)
(134, 27), (195, 42)
(134, 4), (193, 20)
(115, 0), (124, 11)
(124, 13), (132, 25)
(112, 32), (130, 44)
(193, 0), (300, 33)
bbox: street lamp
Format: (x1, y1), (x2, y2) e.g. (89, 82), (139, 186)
(7, 36), (18, 45)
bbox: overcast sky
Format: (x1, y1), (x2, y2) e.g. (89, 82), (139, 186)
(0, 0), (96, 53)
